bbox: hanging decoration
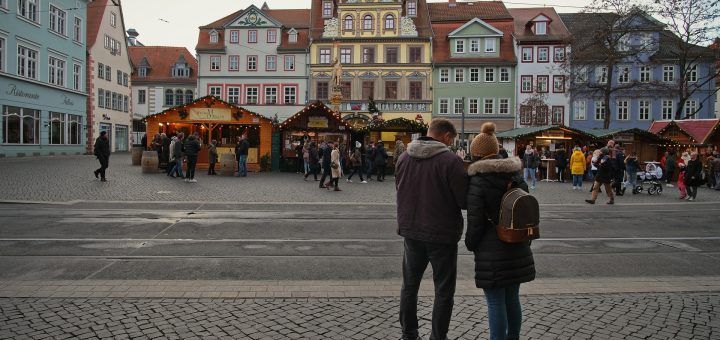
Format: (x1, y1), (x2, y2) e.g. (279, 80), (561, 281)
(359, 117), (428, 134)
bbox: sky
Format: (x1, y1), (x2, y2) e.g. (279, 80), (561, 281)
(121, 0), (594, 54)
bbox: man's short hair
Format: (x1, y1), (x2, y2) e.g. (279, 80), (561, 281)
(428, 118), (457, 137)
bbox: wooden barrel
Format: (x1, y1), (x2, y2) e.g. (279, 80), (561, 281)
(131, 147), (144, 165)
(219, 153), (236, 176)
(141, 151), (159, 173)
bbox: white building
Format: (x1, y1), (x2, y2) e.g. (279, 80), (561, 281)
(509, 8), (572, 127)
(195, 4), (310, 121)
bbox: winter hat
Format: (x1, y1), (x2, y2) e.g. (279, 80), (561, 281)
(470, 122), (500, 159)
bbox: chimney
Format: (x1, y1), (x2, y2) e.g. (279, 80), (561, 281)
(449, 0), (457, 7)
(127, 28), (139, 46)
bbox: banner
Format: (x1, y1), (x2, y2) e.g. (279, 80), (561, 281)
(189, 108), (232, 121)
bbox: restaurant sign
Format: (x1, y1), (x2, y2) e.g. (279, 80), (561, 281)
(189, 108), (231, 121)
(308, 116), (329, 128)
(612, 132), (634, 142)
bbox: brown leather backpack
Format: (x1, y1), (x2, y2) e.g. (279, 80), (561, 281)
(495, 187), (540, 243)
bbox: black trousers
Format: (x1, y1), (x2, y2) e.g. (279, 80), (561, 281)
(400, 238), (457, 340)
(208, 160), (216, 174)
(687, 185), (698, 199)
(186, 155), (197, 179)
(347, 165), (364, 181)
(666, 169), (675, 183)
(375, 164), (386, 180)
(95, 156), (109, 179)
(319, 167), (331, 187)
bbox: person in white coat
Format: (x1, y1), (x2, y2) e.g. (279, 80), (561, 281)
(330, 142), (343, 191)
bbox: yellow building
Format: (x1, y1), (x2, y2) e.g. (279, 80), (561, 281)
(309, 0), (433, 129)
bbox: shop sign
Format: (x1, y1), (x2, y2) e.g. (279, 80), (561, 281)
(5, 84), (40, 100)
(541, 130), (564, 139)
(61, 94), (74, 106)
(308, 116), (329, 128)
(613, 132), (634, 142)
(189, 108), (231, 121)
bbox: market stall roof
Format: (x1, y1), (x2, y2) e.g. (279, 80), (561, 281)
(278, 101), (352, 130)
(495, 125), (595, 139)
(357, 118), (428, 133)
(582, 128), (677, 144)
(142, 95), (273, 123)
(648, 119), (720, 145)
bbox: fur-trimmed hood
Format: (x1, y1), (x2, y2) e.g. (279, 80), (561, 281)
(467, 156), (522, 176)
(406, 139), (450, 159)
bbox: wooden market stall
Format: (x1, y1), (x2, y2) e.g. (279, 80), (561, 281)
(649, 119), (720, 154)
(583, 128), (676, 164)
(143, 96), (274, 172)
(356, 117), (428, 159)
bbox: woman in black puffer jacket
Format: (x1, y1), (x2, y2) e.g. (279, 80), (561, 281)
(466, 123), (535, 340)
(684, 152), (703, 201)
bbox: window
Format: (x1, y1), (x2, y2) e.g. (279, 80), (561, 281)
(229, 55), (239, 71)
(485, 38), (496, 53)
(317, 82), (329, 100)
(49, 112), (65, 145)
(386, 47), (398, 64)
(246, 87), (259, 104)
(322, 1), (332, 17)
(535, 106), (549, 125)
(363, 15), (373, 30)
(520, 106), (533, 125)
(265, 86), (277, 105)
(596, 66), (607, 83)
(537, 47), (549, 62)
(104, 90), (111, 109)
(384, 15), (395, 30)
(67, 114), (81, 145)
(521, 76), (533, 93)
(616, 100), (629, 120)
(227, 87), (240, 104)
(248, 30), (257, 43)
(98, 89), (105, 108)
(499, 99), (510, 115)
(229, 30), (239, 43)
(284, 55), (295, 71)
(551, 106), (564, 124)
(17, 45), (38, 79)
(439, 69), (450, 83)
(320, 48), (331, 64)
(344, 15), (354, 30)
(175, 89), (184, 105)
(209, 86), (222, 98)
(123, 95), (129, 112)
(362, 81), (374, 99)
(439, 99), (449, 115)
(340, 47), (352, 64)
(266, 55), (276, 71)
(210, 31), (218, 43)
(663, 65), (675, 82)
(267, 30), (277, 43)
(522, 47), (533, 62)
(138, 67), (147, 77)
(409, 47), (422, 63)
(537, 75), (549, 93)
(484, 98), (495, 115)
(48, 56), (65, 86)
(685, 100), (697, 117)
(2, 106), (40, 144)
(661, 99), (674, 119)
(0, 0), (5, 9)
(573, 100), (586, 120)
(362, 47), (375, 63)
(184, 90), (193, 103)
(110, 12), (117, 27)
(454, 98), (464, 115)
(0, 38), (4, 72)
(138, 90), (146, 104)
(500, 68), (510, 82)
(18, 0), (38, 22)
(470, 39), (480, 53)
(469, 68), (480, 82)
(117, 70), (122, 85)
(105, 65), (111, 81)
(284, 86), (297, 104)
(210, 56), (221, 71)
(409, 81), (422, 100)
(455, 40), (465, 53)
(535, 21), (547, 35)
(340, 81), (351, 99)
(468, 99), (479, 115)
(594, 100), (606, 120)
(111, 92), (118, 110)
(618, 65), (630, 84)
(484, 68), (495, 82)
(49, 5), (66, 36)
(385, 81), (398, 99)
(407, 1), (417, 16)
(554, 46), (565, 62)
(72, 63), (81, 90)
(164, 89), (174, 106)
(247, 55), (257, 71)
(639, 66), (651, 83)
(638, 99), (650, 120)
(553, 75), (564, 93)
(289, 31), (297, 43)
(576, 67), (588, 83)
(688, 65), (697, 82)
(454, 68), (464, 83)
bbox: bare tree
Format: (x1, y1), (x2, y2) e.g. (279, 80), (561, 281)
(650, 0), (719, 119)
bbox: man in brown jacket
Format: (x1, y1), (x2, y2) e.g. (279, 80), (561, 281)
(395, 118), (468, 340)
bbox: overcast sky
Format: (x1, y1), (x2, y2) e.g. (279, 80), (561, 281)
(121, 0), (594, 54)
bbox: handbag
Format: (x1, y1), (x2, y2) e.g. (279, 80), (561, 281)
(331, 161), (338, 169)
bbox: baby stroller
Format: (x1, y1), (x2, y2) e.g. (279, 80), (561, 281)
(634, 163), (663, 195)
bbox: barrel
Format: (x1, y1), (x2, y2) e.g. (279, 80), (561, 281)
(141, 151), (159, 173)
(219, 153), (236, 176)
(131, 146), (144, 165)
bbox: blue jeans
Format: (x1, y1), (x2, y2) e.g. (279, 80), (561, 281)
(171, 159), (184, 177)
(237, 155), (247, 176)
(625, 171), (637, 189)
(572, 174), (583, 187)
(304, 161), (310, 174)
(483, 284), (522, 340)
(523, 168), (536, 187)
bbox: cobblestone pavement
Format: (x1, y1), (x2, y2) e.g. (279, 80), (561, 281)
(2, 154), (720, 204)
(1, 293), (717, 340)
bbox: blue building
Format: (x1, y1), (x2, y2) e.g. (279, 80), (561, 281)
(0, 0), (89, 157)
(560, 12), (716, 131)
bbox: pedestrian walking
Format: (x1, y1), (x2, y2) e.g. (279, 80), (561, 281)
(586, 148), (615, 204)
(304, 142), (320, 181)
(374, 141), (388, 182)
(235, 135), (249, 177)
(93, 131), (111, 182)
(555, 147), (567, 183)
(346, 143), (366, 183)
(588, 149), (602, 193)
(466, 122), (535, 340)
(184, 134), (200, 183)
(302, 142), (310, 176)
(677, 163), (687, 199)
(208, 140), (218, 175)
(570, 146), (585, 190)
(665, 151), (677, 187)
(613, 146), (626, 196)
(167, 135), (178, 177)
(624, 152), (639, 194)
(684, 152), (703, 201)
(522, 145), (538, 189)
(329, 142), (342, 191)
(161, 133), (171, 168)
(295, 143), (304, 174)
(169, 133), (185, 178)
(366, 142), (375, 181)
(396, 118), (468, 340)
(704, 153), (716, 189)
(319, 141), (332, 189)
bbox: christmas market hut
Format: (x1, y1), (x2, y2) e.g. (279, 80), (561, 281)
(276, 101), (352, 171)
(648, 119), (720, 154)
(356, 117), (429, 158)
(143, 95), (274, 172)
(495, 125), (596, 156)
(582, 128), (676, 163)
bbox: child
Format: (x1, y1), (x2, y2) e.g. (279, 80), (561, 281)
(677, 163), (687, 199)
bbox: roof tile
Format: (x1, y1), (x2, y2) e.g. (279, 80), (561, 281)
(129, 46), (198, 84)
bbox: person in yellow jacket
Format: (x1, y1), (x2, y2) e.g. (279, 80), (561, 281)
(570, 146), (586, 190)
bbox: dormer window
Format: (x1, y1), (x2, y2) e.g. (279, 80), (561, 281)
(172, 65), (190, 78)
(288, 29), (298, 44)
(209, 30), (218, 43)
(407, 1), (417, 17)
(534, 21), (547, 35)
(138, 67), (147, 77)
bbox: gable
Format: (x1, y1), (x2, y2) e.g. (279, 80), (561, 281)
(448, 18), (503, 38)
(531, 14), (550, 22)
(226, 5), (281, 28)
(616, 12), (665, 31)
